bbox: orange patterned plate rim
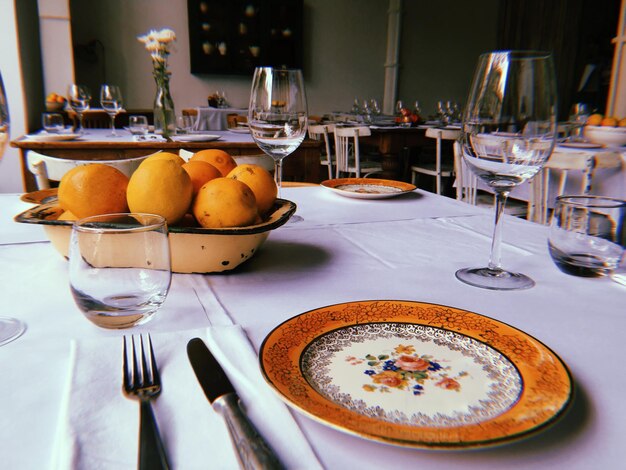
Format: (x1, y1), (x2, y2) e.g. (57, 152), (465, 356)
(259, 300), (573, 450)
(320, 178), (416, 199)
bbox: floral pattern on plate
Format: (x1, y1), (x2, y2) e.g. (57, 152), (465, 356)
(302, 323), (521, 427)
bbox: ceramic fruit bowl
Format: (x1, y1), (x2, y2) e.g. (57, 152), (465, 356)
(583, 125), (626, 147)
(14, 199), (296, 273)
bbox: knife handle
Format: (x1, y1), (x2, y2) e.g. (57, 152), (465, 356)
(214, 393), (285, 470)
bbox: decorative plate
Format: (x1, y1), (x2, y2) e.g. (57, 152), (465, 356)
(20, 188), (58, 205)
(171, 134), (221, 142)
(24, 133), (81, 142)
(321, 178), (416, 199)
(260, 300), (572, 449)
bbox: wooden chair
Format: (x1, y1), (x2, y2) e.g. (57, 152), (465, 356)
(411, 127), (459, 195)
(308, 123), (335, 180)
(26, 150), (154, 189)
(334, 126), (382, 178)
(227, 114), (247, 128)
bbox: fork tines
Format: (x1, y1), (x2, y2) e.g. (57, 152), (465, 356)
(123, 334), (160, 393)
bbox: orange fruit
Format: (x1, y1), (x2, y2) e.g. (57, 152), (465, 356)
(139, 151), (186, 167)
(182, 160), (222, 196)
(193, 178), (259, 228)
(586, 114), (603, 126)
(190, 149), (237, 176)
(58, 210), (78, 221)
(127, 159), (193, 225)
(227, 164), (277, 215)
(601, 116), (618, 127)
(58, 163), (129, 218)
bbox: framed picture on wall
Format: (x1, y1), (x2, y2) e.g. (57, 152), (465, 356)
(187, 0), (303, 75)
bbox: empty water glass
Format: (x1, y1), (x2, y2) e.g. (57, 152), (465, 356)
(42, 113), (64, 133)
(548, 196), (626, 278)
(69, 213), (171, 329)
(128, 115), (149, 135)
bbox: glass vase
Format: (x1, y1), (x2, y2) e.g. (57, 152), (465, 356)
(153, 80), (176, 137)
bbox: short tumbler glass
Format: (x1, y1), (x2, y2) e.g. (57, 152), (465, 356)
(69, 213), (171, 328)
(548, 196), (626, 277)
(128, 115), (149, 135)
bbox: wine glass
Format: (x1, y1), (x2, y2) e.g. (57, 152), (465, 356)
(100, 84), (123, 136)
(67, 84), (91, 133)
(455, 50), (557, 290)
(0, 71), (26, 345)
(248, 67), (308, 198)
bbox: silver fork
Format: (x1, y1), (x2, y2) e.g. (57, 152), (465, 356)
(122, 334), (170, 470)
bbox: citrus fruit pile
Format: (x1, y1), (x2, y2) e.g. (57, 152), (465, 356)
(57, 149), (278, 229)
(586, 113), (626, 127)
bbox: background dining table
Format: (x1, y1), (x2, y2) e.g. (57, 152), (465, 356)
(0, 185), (624, 469)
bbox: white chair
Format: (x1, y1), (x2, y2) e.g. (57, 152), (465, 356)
(26, 150), (154, 189)
(334, 126), (382, 178)
(308, 123), (335, 179)
(411, 127), (459, 195)
(528, 149), (623, 225)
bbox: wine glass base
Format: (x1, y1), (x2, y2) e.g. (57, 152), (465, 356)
(0, 317), (26, 346)
(455, 267), (535, 291)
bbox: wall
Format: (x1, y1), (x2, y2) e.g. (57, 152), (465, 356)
(398, 0), (499, 118)
(69, 0), (389, 115)
(0, 0), (43, 193)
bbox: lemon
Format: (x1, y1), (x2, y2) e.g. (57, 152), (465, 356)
(58, 163), (129, 218)
(127, 159), (193, 224)
(193, 178), (259, 228)
(227, 164), (277, 215)
(190, 149), (237, 176)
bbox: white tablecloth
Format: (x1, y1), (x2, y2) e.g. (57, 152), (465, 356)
(1, 187), (625, 469)
(194, 107), (247, 131)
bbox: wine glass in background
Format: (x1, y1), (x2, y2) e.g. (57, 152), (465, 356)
(100, 85), (124, 136)
(395, 100), (405, 115)
(248, 67), (308, 199)
(455, 50), (557, 290)
(568, 102), (590, 142)
(67, 84), (91, 133)
(0, 71), (27, 345)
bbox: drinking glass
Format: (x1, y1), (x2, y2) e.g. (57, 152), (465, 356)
(100, 84), (123, 136)
(128, 115), (149, 135)
(456, 50), (557, 290)
(248, 67), (308, 197)
(0, 71), (26, 345)
(568, 103), (590, 142)
(548, 196), (625, 277)
(42, 113), (64, 133)
(68, 213), (171, 329)
(67, 84), (91, 133)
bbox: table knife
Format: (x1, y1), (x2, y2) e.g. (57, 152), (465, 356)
(186, 338), (284, 470)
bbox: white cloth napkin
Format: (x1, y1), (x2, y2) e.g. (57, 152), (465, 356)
(51, 326), (322, 470)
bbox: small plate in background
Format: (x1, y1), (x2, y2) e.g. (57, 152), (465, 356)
(321, 178), (416, 199)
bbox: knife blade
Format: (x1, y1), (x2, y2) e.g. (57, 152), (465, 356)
(186, 338), (284, 470)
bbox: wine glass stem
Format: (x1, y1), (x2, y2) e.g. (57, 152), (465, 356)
(274, 159), (284, 198)
(77, 113), (84, 132)
(110, 115), (116, 135)
(488, 190), (509, 271)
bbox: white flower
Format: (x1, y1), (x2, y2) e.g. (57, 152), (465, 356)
(156, 29), (176, 43)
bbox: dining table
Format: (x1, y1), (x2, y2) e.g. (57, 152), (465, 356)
(1, 184), (624, 469)
(193, 107), (248, 131)
(11, 128), (322, 191)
